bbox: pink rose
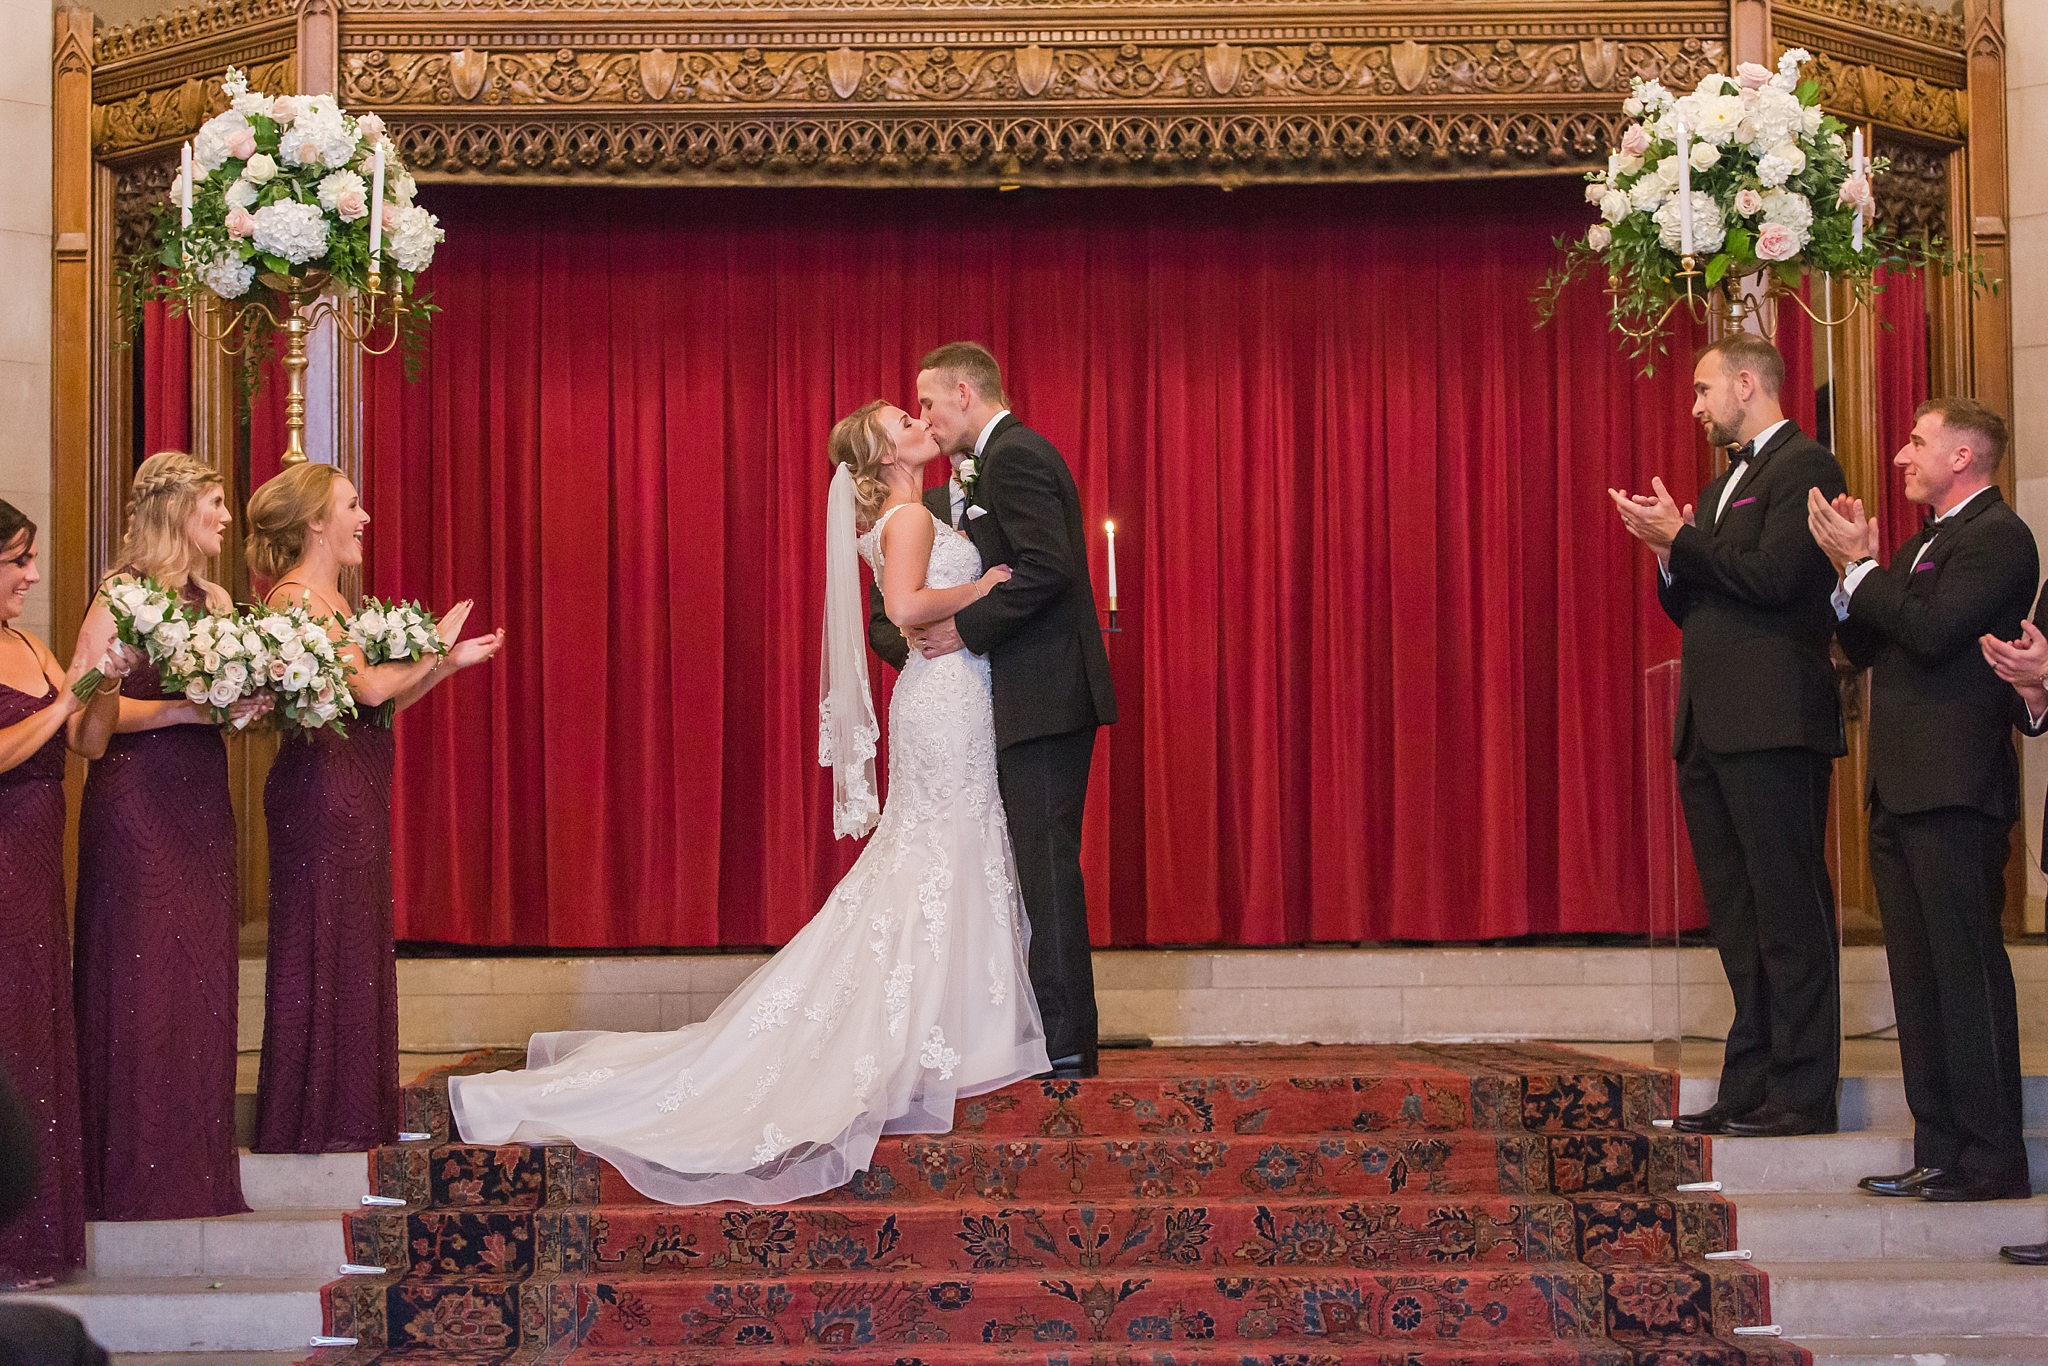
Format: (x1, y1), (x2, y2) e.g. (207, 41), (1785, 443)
(356, 113), (385, 141)
(1837, 171), (1876, 220)
(1737, 62), (1774, 90)
(1587, 224), (1613, 251)
(335, 190), (366, 220)
(228, 127), (257, 160)
(1621, 125), (1651, 158)
(1735, 188), (1765, 218)
(271, 95), (299, 122)
(298, 140), (321, 165)
(225, 205), (257, 239)
(1755, 221), (1799, 262)
(380, 202), (402, 231)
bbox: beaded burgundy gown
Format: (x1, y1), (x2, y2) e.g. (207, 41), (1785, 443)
(253, 709), (400, 1152)
(73, 579), (248, 1220)
(0, 674), (86, 1285)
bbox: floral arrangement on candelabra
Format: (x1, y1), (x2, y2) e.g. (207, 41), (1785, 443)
(133, 67), (442, 461)
(1537, 49), (1939, 367)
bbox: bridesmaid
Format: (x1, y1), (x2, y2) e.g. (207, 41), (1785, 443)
(0, 501), (130, 1286)
(71, 451), (270, 1221)
(246, 463), (502, 1153)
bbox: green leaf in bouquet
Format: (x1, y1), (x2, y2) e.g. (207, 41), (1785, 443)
(1704, 252), (1732, 288)
(261, 252), (293, 275)
(1774, 261), (1804, 288)
(1796, 79), (1820, 107)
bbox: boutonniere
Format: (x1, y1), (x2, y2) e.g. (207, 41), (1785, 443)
(955, 455), (981, 504)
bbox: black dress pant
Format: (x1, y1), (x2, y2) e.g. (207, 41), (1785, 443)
(1676, 734), (1841, 1121)
(1868, 799), (2028, 1184)
(996, 727), (1099, 1064)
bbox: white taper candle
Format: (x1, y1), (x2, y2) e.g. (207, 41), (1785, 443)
(368, 146), (386, 272)
(1674, 123), (1694, 258)
(1104, 520), (1118, 610)
(180, 142), (194, 265)
(1851, 128), (1866, 253)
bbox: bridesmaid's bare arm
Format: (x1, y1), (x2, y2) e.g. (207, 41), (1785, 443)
(0, 633), (86, 772)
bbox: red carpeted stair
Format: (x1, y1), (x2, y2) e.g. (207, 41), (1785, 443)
(303, 1043), (1805, 1365)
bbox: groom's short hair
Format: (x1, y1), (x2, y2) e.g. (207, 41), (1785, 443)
(1695, 332), (1785, 397)
(920, 342), (1008, 406)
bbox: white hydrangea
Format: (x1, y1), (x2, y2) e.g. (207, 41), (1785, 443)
(1775, 48), (1811, 92)
(280, 102), (359, 171)
(387, 204), (444, 273)
(225, 178), (259, 210)
(199, 249), (256, 300)
(1628, 158), (1679, 215)
(1632, 79), (1673, 114)
(1743, 87), (1806, 154)
(251, 200), (329, 264)
(191, 110), (251, 173)
(1653, 191), (1727, 254)
(393, 169), (417, 208)
(1760, 188), (1814, 233)
(317, 169), (367, 217)
(1757, 141), (1807, 188)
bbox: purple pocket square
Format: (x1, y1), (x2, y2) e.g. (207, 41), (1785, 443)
(1913, 560), (1937, 572)
(1731, 496), (1758, 508)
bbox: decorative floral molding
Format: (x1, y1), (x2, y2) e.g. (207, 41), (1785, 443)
(1775, 0), (1964, 54)
(92, 0), (298, 67)
(1873, 136), (1951, 241)
(93, 55), (296, 157)
(1802, 49), (1965, 140)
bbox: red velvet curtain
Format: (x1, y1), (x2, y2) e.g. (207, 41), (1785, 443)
(140, 300), (191, 459)
(362, 182), (1709, 948)
(1874, 267), (1933, 555)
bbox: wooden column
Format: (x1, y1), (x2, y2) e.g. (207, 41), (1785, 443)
(1730, 0), (1772, 70)
(50, 8), (94, 660)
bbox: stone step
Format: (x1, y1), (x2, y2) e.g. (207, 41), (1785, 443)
(238, 1149), (370, 1210)
(1731, 1191), (2048, 1261)
(1680, 1073), (2048, 1133)
(112, 1355), (305, 1366)
(1766, 1260), (2048, 1338)
(1798, 1337), (2048, 1366)
(1713, 1131), (2048, 1194)
(88, 1207), (351, 1279)
(3, 1274), (327, 1352)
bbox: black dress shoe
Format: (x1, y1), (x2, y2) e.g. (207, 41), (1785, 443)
(1722, 1104), (1835, 1138)
(1999, 1241), (2048, 1265)
(1858, 1166), (1948, 1197)
(1674, 1104), (1751, 1135)
(1918, 1171), (2033, 1203)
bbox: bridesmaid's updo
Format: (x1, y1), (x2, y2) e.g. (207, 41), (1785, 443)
(827, 399), (893, 526)
(119, 451), (224, 584)
(246, 462), (342, 582)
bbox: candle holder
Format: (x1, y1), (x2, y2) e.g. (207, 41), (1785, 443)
(1103, 607), (1121, 634)
(186, 266), (410, 464)
(1607, 256), (1866, 350)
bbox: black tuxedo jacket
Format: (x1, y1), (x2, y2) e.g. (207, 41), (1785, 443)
(1838, 488), (2038, 820)
(954, 414), (1118, 749)
(865, 484), (955, 672)
(1658, 422), (1848, 757)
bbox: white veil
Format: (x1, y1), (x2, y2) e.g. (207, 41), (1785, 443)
(819, 462), (880, 839)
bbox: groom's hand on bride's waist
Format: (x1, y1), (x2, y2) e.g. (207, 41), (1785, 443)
(913, 619), (966, 659)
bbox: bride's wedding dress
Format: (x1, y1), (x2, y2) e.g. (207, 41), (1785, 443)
(448, 505), (1048, 1205)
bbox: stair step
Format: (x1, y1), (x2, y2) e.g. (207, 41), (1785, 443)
(239, 1150), (370, 1210)
(113, 1355), (306, 1366)
(2, 1274), (327, 1352)
(1734, 1192), (2048, 1262)
(1714, 1132), (2048, 1194)
(1797, 1337), (2048, 1365)
(88, 1207), (352, 1278)
(1681, 1074), (2048, 1133)
(1766, 1260), (2048, 1337)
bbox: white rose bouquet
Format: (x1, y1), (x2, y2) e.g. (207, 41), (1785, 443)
(1535, 51), (1967, 368)
(70, 577), (190, 700)
(168, 610), (271, 729)
(254, 603), (356, 735)
(347, 598), (447, 667)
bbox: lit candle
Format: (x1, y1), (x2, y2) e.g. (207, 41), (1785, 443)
(1674, 122), (1694, 258)
(1103, 520), (1118, 611)
(179, 142), (194, 229)
(368, 145), (386, 275)
(1851, 128), (1866, 253)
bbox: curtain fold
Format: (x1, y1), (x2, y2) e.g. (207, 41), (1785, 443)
(140, 300), (191, 459)
(364, 182), (1708, 948)
(1874, 267), (1933, 554)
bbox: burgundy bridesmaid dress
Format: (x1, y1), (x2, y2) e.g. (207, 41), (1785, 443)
(253, 710), (400, 1152)
(73, 580), (248, 1220)
(0, 675), (86, 1285)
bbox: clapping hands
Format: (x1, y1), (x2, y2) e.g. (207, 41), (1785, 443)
(1806, 489), (1879, 574)
(1609, 478), (1691, 551)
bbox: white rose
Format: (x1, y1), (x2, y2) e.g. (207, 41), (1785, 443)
(208, 678), (240, 708)
(222, 660), (248, 686)
(355, 609), (387, 638)
(154, 617), (190, 652)
(386, 629), (409, 656)
(1622, 96), (1644, 118)
(242, 630), (263, 654)
(1587, 223), (1613, 251)
(408, 623), (433, 646)
(393, 170), (417, 207)
(1802, 105), (1823, 137)
(262, 615), (292, 640)
(243, 152), (279, 184)
(133, 602), (166, 634)
(279, 637), (305, 663)
(1689, 141), (1720, 171)
(185, 679), (210, 705)
(201, 651), (220, 673)
(284, 657), (317, 691)
(1599, 190), (1631, 225)
(1585, 180), (1607, 206)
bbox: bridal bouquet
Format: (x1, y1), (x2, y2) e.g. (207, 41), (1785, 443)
(348, 598), (446, 666)
(70, 577), (189, 700)
(252, 604), (356, 735)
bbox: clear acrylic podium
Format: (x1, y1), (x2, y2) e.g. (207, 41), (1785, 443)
(1642, 660), (1706, 1069)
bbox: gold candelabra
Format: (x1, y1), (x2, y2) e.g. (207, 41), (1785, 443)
(1611, 256), (1868, 348)
(186, 266), (409, 465)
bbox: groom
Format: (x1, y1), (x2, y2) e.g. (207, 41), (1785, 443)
(909, 342), (1118, 1079)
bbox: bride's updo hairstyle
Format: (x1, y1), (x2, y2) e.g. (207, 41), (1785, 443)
(246, 462), (342, 583)
(827, 399), (893, 526)
(119, 451), (226, 590)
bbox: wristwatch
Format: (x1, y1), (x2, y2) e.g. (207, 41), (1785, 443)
(1843, 556), (1874, 578)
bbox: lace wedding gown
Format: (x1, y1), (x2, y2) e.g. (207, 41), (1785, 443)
(449, 506), (1048, 1205)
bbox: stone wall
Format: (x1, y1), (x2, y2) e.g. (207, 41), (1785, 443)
(0, 0), (52, 643)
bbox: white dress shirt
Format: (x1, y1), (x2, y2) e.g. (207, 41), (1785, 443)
(972, 408), (1011, 462)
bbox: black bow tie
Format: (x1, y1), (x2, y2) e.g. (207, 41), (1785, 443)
(1728, 441), (1756, 466)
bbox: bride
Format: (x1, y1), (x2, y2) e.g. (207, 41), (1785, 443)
(449, 400), (1049, 1205)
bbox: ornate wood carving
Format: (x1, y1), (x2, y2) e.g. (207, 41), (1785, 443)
(113, 156), (179, 262)
(90, 0), (299, 159)
(1872, 136), (1951, 240)
(1801, 49), (1965, 139)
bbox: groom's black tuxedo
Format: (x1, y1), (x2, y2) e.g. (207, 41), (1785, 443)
(953, 413), (1117, 1069)
(1656, 419), (1847, 1128)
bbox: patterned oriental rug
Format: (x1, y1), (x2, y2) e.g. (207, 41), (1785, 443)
(305, 1043), (1807, 1365)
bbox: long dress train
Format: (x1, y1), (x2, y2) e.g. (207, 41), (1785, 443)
(451, 507), (1048, 1204)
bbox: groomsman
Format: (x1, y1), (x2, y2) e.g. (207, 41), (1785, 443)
(1611, 332), (1848, 1138)
(1808, 398), (2035, 1204)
